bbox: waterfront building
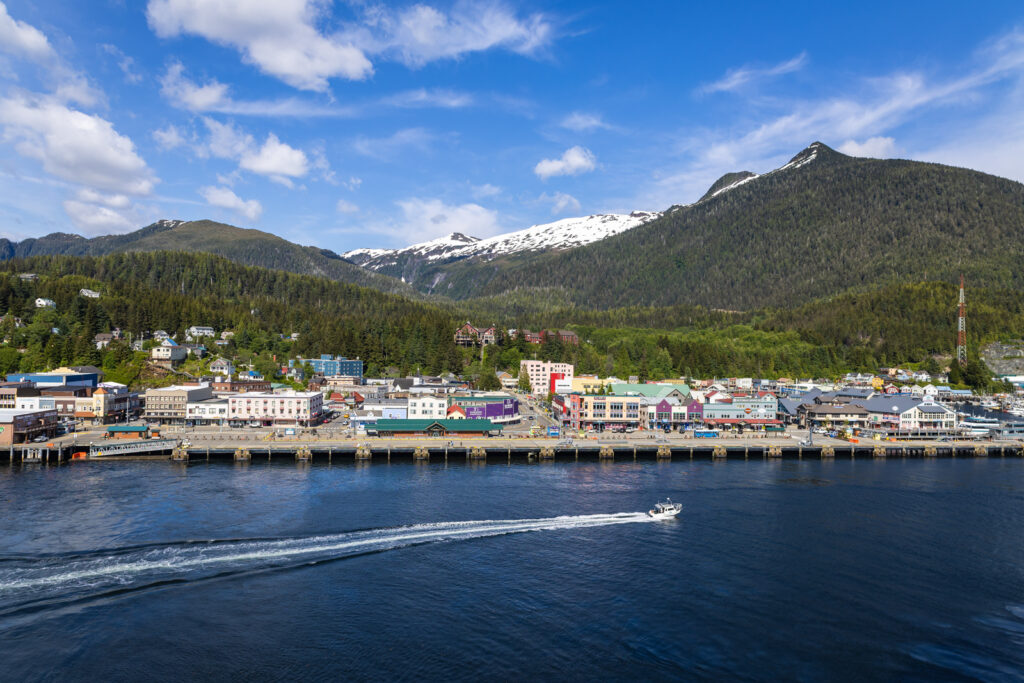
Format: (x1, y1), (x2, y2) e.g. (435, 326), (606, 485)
(409, 395), (447, 420)
(0, 408), (58, 445)
(448, 394), (520, 424)
(186, 398), (229, 425)
(144, 385), (215, 424)
(211, 378), (272, 393)
(370, 419), (501, 437)
(566, 393), (644, 432)
(228, 391), (324, 426)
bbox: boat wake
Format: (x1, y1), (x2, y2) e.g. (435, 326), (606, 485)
(0, 512), (652, 612)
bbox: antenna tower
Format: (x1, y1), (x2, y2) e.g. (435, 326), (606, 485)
(957, 275), (967, 367)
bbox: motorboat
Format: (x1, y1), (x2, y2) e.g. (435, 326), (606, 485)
(648, 499), (682, 519)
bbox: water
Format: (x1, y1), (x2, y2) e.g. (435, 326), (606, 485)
(1, 459), (1023, 681)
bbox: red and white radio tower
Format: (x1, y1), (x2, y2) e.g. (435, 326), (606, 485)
(957, 275), (967, 367)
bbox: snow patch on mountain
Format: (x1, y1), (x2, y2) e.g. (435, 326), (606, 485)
(343, 211), (660, 269)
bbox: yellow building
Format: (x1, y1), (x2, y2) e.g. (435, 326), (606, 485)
(570, 375), (616, 394)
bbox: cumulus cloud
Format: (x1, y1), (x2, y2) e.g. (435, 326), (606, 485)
(152, 124), (186, 150)
(343, 2), (554, 68)
(198, 117), (254, 159)
(75, 188), (131, 209)
(200, 185), (262, 221)
(335, 198), (359, 213)
(838, 136), (897, 158)
(62, 200), (135, 234)
(0, 94), (155, 195)
(560, 112), (611, 132)
(534, 145), (596, 179)
(391, 197), (501, 241)
(160, 62), (230, 112)
(540, 191), (580, 215)
(700, 52), (807, 94)
(239, 133), (309, 186)
(147, 0), (373, 91)
(0, 2), (55, 62)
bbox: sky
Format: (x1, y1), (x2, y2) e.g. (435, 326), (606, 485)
(1, 1), (1023, 252)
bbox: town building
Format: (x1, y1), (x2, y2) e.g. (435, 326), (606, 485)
(0, 409), (58, 446)
(211, 378), (272, 393)
(7, 368), (99, 388)
(186, 398), (229, 425)
(210, 358), (235, 376)
(151, 339), (186, 365)
(227, 391), (324, 426)
(566, 393), (644, 432)
(144, 385), (215, 424)
(448, 394), (521, 424)
(520, 360), (574, 395)
(408, 395), (447, 420)
(35, 298), (55, 308)
(851, 396), (957, 434)
(289, 355), (363, 379)
(79, 288), (101, 298)
(370, 419), (501, 437)
(186, 326), (216, 340)
(454, 323), (497, 346)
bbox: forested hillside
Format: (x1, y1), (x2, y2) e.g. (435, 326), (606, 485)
(0, 220), (412, 295)
(421, 143), (1024, 309)
(0, 252), (460, 378)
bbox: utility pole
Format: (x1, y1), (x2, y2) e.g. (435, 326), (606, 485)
(957, 274), (967, 367)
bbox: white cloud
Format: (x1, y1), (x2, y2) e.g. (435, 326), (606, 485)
(336, 198), (359, 213)
(200, 185), (262, 221)
(560, 112), (611, 132)
(534, 145), (596, 179)
(539, 191), (580, 215)
(160, 62), (230, 112)
(0, 2), (55, 62)
(147, 0), (373, 91)
(354, 127), (434, 159)
(0, 93), (155, 195)
(471, 183), (501, 199)
(239, 133), (309, 185)
(838, 136), (897, 158)
(199, 117), (254, 159)
(343, 2), (554, 68)
(153, 124), (186, 150)
(379, 88), (474, 108)
(62, 200), (135, 234)
(389, 197), (501, 241)
(342, 176), (362, 190)
(75, 188), (131, 209)
(101, 43), (143, 84)
(700, 52), (807, 94)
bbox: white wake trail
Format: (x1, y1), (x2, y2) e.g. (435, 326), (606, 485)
(0, 513), (654, 595)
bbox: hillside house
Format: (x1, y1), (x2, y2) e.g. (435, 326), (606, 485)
(35, 298), (55, 309)
(454, 323), (496, 346)
(79, 288), (101, 298)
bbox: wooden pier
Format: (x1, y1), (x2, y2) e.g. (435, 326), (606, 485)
(4, 440), (1024, 465)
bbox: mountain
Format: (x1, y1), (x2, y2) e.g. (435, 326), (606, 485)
(343, 211), (660, 287)
(412, 142), (1024, 309)
(0, 219), (412, 295)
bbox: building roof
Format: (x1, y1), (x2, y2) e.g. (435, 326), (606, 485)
(105, 425), (148, 432)
(609, 383), (689, 399)
(373, 419), (501, 432)
(0, 408), (54, 421)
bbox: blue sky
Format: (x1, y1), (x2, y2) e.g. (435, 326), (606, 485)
(1, 1), (1023, 251)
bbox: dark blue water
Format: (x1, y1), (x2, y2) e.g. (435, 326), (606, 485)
(1, 459), (1023, 681)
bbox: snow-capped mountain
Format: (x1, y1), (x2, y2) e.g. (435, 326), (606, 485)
(344, 211), (660, 273)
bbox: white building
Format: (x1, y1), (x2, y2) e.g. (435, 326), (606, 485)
(210, 358), (235, 376)
(409, 395), (447, 420)
(15, 396), (57, 411)
(186, 398), (229, 425)
(151, 339), (186, 362)
(228, 391), (324, 426)
(186, 326), (216, 340)
(519, 360), (574, 395)
(35, 298), (55, 308)
(79, 288), (101, 298)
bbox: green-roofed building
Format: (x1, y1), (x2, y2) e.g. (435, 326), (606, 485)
(371, 419), (502, 437)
